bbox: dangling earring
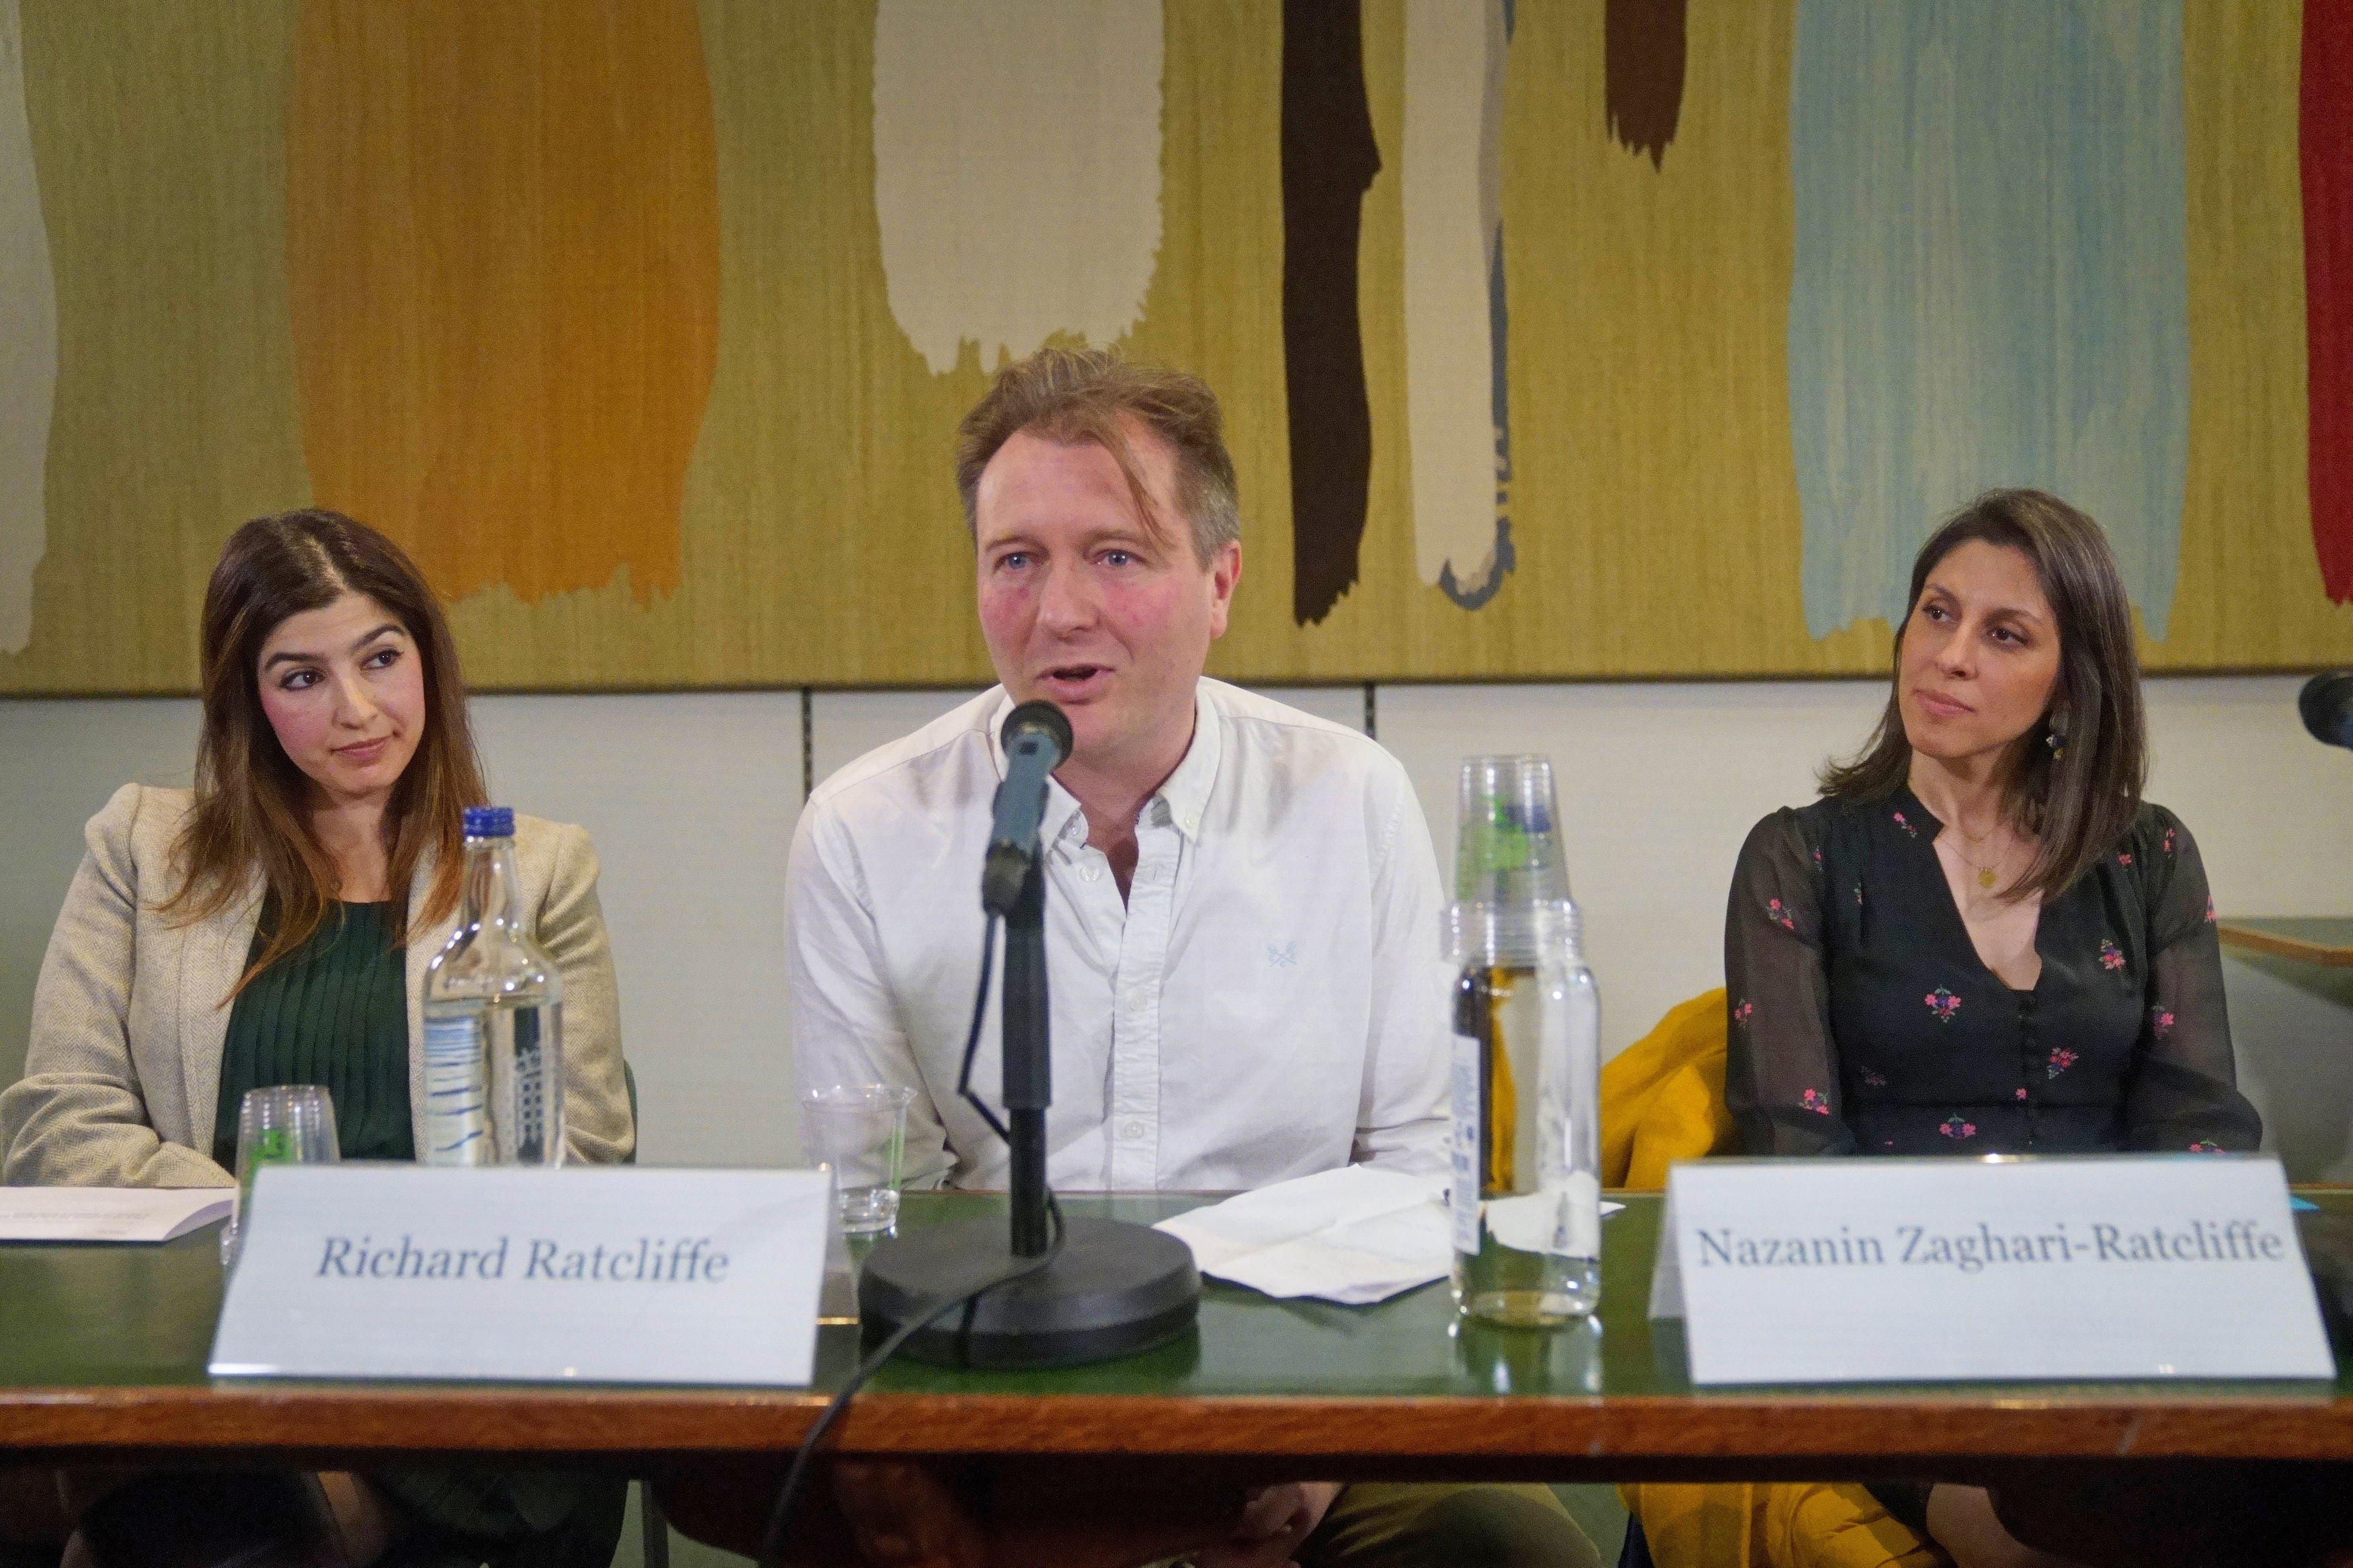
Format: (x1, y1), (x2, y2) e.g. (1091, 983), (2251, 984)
(2046, 710), (2068, 761)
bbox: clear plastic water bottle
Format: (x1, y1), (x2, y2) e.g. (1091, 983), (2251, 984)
(1446, 756), (1603, 1326)
(421, 806), (565, 1165)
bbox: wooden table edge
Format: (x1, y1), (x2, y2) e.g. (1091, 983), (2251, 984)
(2217, 922), (2353, 966)
(6, 1387), (2351, 1462)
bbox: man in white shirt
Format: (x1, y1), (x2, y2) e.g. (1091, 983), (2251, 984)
(787, 349), (1597, 1568)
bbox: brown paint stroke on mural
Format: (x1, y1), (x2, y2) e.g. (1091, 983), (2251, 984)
(1605, 0), (1687, 168)
(286, 0), (719, 606)
(1283, 0), (1382, 626)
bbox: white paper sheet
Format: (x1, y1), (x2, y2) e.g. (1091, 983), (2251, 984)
(1156, 1166), (1621, 1306)
(0, 1187), (231, 1243)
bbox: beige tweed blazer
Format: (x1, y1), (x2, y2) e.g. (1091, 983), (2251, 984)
(1, 784), (634, 1186)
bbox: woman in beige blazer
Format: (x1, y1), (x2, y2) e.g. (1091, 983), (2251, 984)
(2, 519), (631, 1186)
(2, 784), (630, 1185)
(0, 509), (631, 1568)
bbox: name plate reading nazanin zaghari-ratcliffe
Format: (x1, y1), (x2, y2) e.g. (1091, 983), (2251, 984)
(1650, 1155), (2334, 1386)
(210, 1166), (832, 1385)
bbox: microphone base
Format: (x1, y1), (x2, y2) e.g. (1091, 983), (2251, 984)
(857, 1216), (1201, 1370)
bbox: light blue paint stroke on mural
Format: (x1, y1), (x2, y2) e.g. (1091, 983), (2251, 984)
(1789, 0), (2189, 640)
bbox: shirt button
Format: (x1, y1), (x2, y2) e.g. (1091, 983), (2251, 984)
(1123, 1120), (1145, 1140)
(1080, 863), (1103, 882)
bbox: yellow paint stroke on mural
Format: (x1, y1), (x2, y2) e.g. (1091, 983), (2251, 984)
(2153, 0), (2353, 669)
(1244, 0), (1884, 681)
(286, 0), (719, 608)
(0, 0), (311, 695)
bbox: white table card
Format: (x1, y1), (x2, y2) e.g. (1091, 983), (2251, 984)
(1651, 1155), (2335, 1386)
(210, 1166), (832, 1385)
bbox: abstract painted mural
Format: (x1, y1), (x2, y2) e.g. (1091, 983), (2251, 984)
(0, 0), (52, 655)
(0, 0), (2346, 694)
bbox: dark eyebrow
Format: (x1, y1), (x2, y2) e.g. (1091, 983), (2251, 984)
(262, 622), (405, 671)
(1921, 580), (2048, 627)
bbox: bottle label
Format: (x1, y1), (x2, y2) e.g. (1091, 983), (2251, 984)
(511, 1007), (546, 1165)
(1449, 1032), (1482, 1255)
(423, 1009), (489, 1163)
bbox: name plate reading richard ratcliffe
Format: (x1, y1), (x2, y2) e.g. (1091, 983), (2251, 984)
(1649, 1155), (2334, 1386)
(210, 1166), (832, 1385)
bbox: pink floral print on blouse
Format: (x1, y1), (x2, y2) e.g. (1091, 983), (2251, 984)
(1723, 794), (2260, 1159)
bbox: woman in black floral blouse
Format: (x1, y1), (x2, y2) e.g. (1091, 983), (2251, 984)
(1722, 489), (2265, 1568)
(1727, 488), (2258, 1161)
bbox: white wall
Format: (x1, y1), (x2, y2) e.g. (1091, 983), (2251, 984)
(7, 676), (2351, 1175)
(470, 692), (801, 1167)
(0, 697), (198, 1118)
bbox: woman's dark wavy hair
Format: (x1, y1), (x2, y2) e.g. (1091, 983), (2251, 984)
(159, 509), (486, 993)
(1821, 488), (2147, 901)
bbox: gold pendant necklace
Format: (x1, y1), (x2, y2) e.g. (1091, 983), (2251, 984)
(1952, 835), (2006, 891)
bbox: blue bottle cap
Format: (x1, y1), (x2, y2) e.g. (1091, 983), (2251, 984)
(463, 805), (515, 839)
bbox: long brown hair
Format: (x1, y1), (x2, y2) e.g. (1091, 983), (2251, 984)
(1821, 488), (2147, 901)
(161, 509), (485, 991)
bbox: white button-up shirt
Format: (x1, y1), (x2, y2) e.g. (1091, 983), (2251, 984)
(786, 679), (1451, 1191)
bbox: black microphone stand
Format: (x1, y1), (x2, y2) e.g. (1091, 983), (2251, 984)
(1001, 852), (1051, 1257)
(856, 786), (1201, 1369)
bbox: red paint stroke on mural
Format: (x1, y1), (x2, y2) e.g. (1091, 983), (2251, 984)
(2307, 0), (2353, 602)
(1605, 0), (1687, 169)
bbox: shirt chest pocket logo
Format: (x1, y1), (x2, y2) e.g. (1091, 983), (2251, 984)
(1266, 941), (1298, 968)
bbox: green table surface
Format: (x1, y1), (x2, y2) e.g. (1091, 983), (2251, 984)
(3, 1191), (2350, 1479)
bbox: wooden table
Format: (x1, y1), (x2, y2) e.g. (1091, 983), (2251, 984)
(5, 1191), (2350, 1564)
(2219, 917), (2353, 968)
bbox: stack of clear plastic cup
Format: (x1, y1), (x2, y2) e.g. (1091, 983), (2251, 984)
(1445, 755), (1603, 1326)
(223, 1084), (340, 1266)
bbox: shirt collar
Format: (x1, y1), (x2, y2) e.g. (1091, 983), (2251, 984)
(986, 682), (1221, 846)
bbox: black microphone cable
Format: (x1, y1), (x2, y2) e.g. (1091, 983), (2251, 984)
(756, 914), (1066, 1568)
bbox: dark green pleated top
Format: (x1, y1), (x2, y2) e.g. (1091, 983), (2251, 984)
(211, 901), (414, 1168)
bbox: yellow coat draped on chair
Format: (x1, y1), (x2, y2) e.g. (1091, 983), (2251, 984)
(1601, 990), (1946, 1568)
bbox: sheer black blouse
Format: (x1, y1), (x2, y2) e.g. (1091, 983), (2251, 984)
(1724, 786), (2261, 1158)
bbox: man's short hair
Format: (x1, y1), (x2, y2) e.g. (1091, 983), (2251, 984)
(954, 347), (1241, 565)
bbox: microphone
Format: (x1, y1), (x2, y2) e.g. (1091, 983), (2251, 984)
(2301, 671), (2353, 750)
(982, 701), (1073, 915)
(861, 690), (1201, 1368)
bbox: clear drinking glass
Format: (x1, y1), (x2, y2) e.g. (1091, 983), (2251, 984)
(800, 1084), (914, 1234)
(222, 1084), (340, 1266)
